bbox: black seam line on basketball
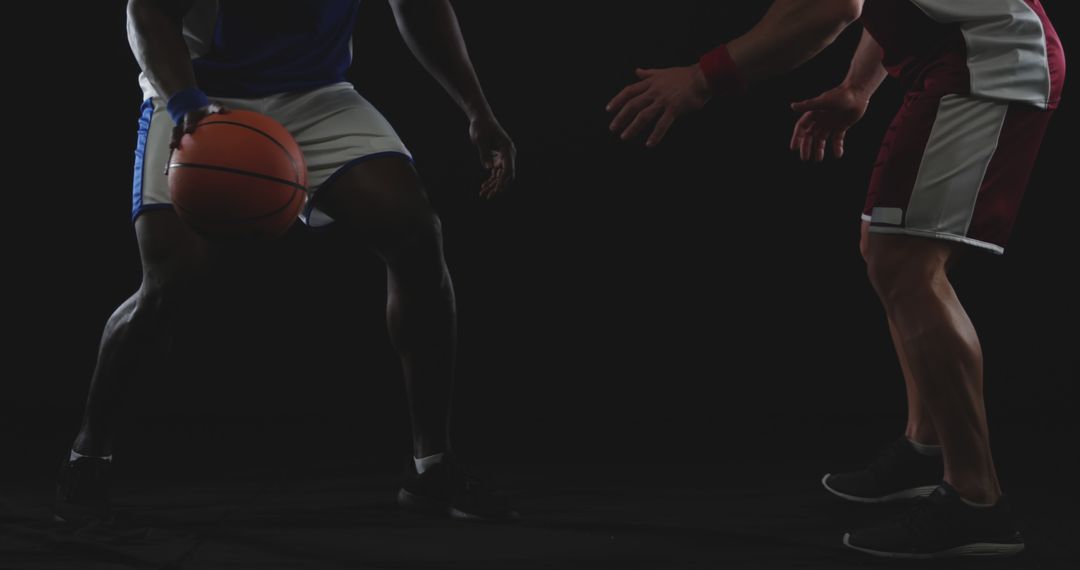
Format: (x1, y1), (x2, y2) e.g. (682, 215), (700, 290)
(174, 186), (302, 224)
(194, 120), (303, 185)
(168, 162), (308, 192)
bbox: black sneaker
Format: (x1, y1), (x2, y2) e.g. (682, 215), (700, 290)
(823, 437), (941, 503)
(397, 457), (519, 523)
(54, 455), (113, 523)
(843, 483), (1024, 559)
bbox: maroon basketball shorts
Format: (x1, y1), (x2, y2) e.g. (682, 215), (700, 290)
(864, 91), (1054, 254)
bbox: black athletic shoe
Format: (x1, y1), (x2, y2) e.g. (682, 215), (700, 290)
(397, 457), (519, 523)
(54, 455), (113, 523)
(823, 437), (941, 503)
(843, 483), (1024, 559)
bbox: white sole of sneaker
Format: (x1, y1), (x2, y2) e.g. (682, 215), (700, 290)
(398, 488), (518, 523)
(449, 507), (521, 523)
(842, 532), (1025, 558)
(396, 488), (448, 514)
(448, 506), (488, 522)
(821, 474), (938, 504)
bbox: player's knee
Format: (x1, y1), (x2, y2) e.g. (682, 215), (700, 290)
(866, 247), (902, 299)
(130, 287), (171, 325)
(134, 282), (181, 320)
(866, 248), (937, 309)
(382, 208), (444, 258)
(380, 210), (451, 292)
(416, 210), (443, 242)
(133, 264), (198, 321)
(859, 221), (872, 263)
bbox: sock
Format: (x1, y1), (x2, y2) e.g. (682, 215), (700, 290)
(414, 452), (445, 474)
(70, 449), (113, 462)
(908, 438), (942, 457)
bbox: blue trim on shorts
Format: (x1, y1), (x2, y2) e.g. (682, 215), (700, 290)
(302, 151), (415, 229)
(133, 204), (176, 222)
(131, 99), (158, 223)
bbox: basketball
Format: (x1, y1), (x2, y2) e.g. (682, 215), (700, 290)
(167, 110), (308, 240)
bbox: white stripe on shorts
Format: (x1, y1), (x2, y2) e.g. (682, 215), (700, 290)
(902, 94), (1008, 238)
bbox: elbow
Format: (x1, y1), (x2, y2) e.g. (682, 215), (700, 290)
(127, 0), (157, 18)
(828, 0), (863, 26)
(388, 0), (421, 12)
(128, 0), (188, 23)
(387, 0), (416, 21)
(126, 0), (144, 37)
(807, 0), (861, 47)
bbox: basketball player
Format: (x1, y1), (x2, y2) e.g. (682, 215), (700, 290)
(56, 0), (518, 523)
(606, 0), (1064, 558)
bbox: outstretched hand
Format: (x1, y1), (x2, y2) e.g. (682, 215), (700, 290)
(470, 115), (516, 199)
(606, 65), (712, 147)
(789, 86), (869, 162)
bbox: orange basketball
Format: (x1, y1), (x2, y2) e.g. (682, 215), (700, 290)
(168, 110), (308, 240)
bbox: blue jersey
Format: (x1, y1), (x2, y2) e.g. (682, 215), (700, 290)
(138, 0), (361, 99)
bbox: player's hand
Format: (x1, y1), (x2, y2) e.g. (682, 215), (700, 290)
(470, 114), (516, 199)
(789, 86), (869, 162)
(606, 65), (712, 148)
(170, 102), (229, 149)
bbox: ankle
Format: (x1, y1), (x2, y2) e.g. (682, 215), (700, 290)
(906, 437), (942, 457)
(414, 452), (446, 475)
(71, 435), (112, 459)
(412, 438), (449, 463)
(904, 426), (940, 448)
(70, 448), (113, 462)
(946, 477), (1002, 505)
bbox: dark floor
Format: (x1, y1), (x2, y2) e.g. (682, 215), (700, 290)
(3, 446), (1077, 570)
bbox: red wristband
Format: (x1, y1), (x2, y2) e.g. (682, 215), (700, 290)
(698, 44), (747, 96)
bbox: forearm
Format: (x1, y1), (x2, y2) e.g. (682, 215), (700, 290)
(390, 0), (493, 121)
(726, 0), (863, 84)
(127, 0), (197, 101)
(841, 29), (888, 98)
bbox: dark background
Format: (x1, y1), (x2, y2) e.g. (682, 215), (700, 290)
(4, 2), (1076, 484)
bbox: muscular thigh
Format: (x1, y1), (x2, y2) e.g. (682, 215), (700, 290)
(313, 156), (438, 248)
